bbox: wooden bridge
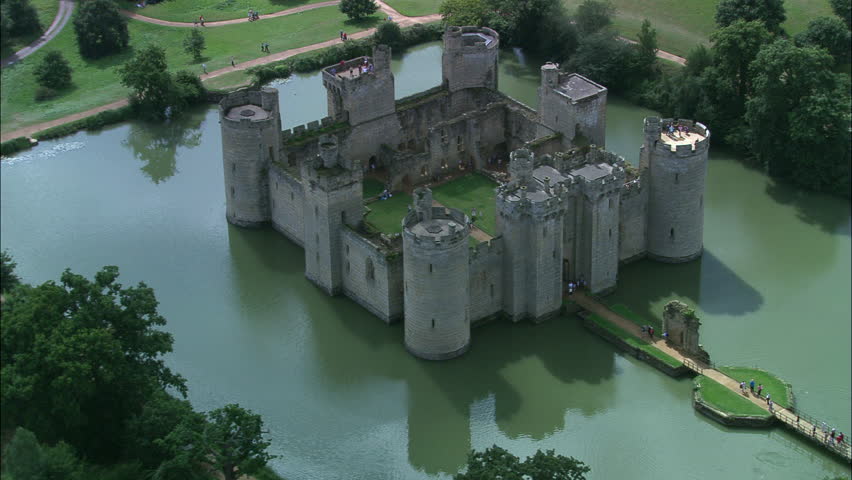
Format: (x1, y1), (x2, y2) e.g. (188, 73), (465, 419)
(570, 291), (852, 463)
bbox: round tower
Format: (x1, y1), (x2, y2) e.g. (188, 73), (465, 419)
(219, 87), (282, 227)
(441, 26), (499, 92)
(645, 117), (710, 263)
(403, 188), (471, 360)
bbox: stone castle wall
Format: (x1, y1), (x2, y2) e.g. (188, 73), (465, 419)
(341, 228), (404, 323)
(618, 177), (647, 263)
(468, 237), (504, 322)
(268, 165), (305, 246)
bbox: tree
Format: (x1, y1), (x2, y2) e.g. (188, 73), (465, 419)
(183, 28), (206, 62)
(567, 31), (637, 92)
(454, 445), (590, 480)
(0, 249), (20, 292)
(118, 45), (180, 120)
(0, 266), (187, 461)
(439, 0), (488, 26)
(373, 20), (403, 48)
(164, 404), (275, 480)
(746, 39), (851, 194)
(574, 0), (615, 35)
(339, 0), (378, 20)
(33, 51), (73, 90)
(714, 0), (786, 34)
(635, 19), (658, 76)
(710, 20), (772, 99)
(3, 427), (45, 480)
(2, 0), (41, 36)
(796, 16), (851, 64)
(829, 0), (851, 29)
(73, 0), (129, 59)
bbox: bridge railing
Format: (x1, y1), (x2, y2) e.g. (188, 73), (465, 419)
(772, 408), (851, 460)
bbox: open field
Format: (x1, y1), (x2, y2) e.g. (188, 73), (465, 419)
(586, 311), (683, 368)
(1, 0), (60, 59)
(119, 0), (331, 22)
(384, 0), (442, 17)
(365, 192), (411, 233)
(431, 173), (497, 235)
(562, 0), (834, 57)
(694, 375), (771, 417)
(719, 366), (792, 408)
(0, 6), (381, 134)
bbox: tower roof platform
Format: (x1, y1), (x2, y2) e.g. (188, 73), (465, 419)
(462, 31), (495, 47)
(556, 73), (606, 102)
(225, 104), (270, 121)
(570, 162), (613, 181)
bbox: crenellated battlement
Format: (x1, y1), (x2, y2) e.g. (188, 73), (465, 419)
(443, 26), (499, 51)
(647, 117), (711, 156)
(281, 117), (343, 142)
(403, 201), (470, 249)
(469, 236), (504, 260)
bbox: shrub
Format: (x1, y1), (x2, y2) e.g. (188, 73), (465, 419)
(574, 0), (615, 35)
(35, 106), (133, 140)
(3, 0), (41, 36)
(0, 136), (32, 156)
(34, 51), (73, 90)
(73, 0), (129, 59)
(339, 0), (378, 20)
(374, 21), (403, 48)
(174, 70), (206, 103)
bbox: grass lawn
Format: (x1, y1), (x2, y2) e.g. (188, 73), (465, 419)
(718, 366), (791, 408)
(1, 6), (382, 134)
(202, 69), (252, 90)
(610, 302), (661, 330)
(118, 0), (332, 23)
(365, 191), (411, 233)
(362, 177), (385, 199)
(562, 0), (834, 58)
(587, 312), (682, 368)
(1, 0), (60, 59)
(384, 0), (442, 17)
(431, 173), (498, 235)
(694, 375), (770, 417)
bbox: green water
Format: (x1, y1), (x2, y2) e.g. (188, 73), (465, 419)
(1, 42), (849, 479)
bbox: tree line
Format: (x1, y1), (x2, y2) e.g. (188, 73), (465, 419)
(440, 0), (852, 197)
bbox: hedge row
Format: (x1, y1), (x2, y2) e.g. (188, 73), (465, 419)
(0, 137), (32, 156)
(34, 106), (134, 141)
(248, 22), (443, 85)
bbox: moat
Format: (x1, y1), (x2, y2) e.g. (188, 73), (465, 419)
(1, 42), (850, 479)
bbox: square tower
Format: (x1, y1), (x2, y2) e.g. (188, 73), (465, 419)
(322, 45), (396, 126)
(538, 65), (607, 148)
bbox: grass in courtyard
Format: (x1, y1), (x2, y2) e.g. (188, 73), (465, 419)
(561, 0), (833, 58)
(365, 191), (411, 233)
(383, 0), (442, 17)
(362, 177), (385, 199)
(120, 0), (331, 23)
(587, 312), (682, 368)
(1, 6), (382, 134)
(431, 173), (498, 235)
(610, 302), (661, 330)
(694, 375), (770, 417)
(718, 366), (791, 408)
(0, 0), (60, 59)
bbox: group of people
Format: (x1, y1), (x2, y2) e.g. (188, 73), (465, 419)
(194, 15), (205, 27)
(330, 58), (375, 78)
(339, 31), (350, 41)
(567, 277), (586, 295)
(260, 42), (271, 53)
(814, 422), (846, 446)
(640, 324), (656, 338)
(664, 122), (690, 141)
(379, 187), (393, 200)
(248, 9), (261, 21)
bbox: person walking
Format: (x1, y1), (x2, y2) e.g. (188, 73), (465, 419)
(230, 56), (235, 67)
(765, 393), (771, 404)
(757, 384), (763, 398)
(648, 326), (654, 339)
(749, 378), (755, 393)
(199, 15), (205, 26)
(201, 63), (207, 74)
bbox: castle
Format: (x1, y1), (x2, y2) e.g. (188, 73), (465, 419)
(218, 26), (711, 360)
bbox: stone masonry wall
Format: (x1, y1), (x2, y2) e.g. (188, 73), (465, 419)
(469, 237), (504, 322)
(529, 213), (564, 319)
(341, 228), (404, 323)
(618, 179), (647, 263)
(268, 166), (305, 246)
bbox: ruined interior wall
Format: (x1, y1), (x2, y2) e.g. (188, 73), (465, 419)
(468, 237), (504, 322)
(268, 166), (305, 246)
(341, 229), (403, 323)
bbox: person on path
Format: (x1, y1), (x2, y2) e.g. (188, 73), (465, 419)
(838, 432), (844, 444)
(231, 56), (235, 67)
(765, 393), (770, 404)
(648, 326), (654, 339)
(831, 427), (836, 439)
(202, 63), (207, 74)
(740, 381), (746, 394)
(757, 384), (763, 397)
(768, 399), (773, 412)
(749, 379), (755, 392)
(199, 15), (205, 27)
(340, 30), (344, 39)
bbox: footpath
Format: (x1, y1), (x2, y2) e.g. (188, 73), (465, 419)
(1, 0), (74, 68)
(571, 291), (852, 462)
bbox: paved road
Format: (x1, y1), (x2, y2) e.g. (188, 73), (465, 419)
(1, 0), (75, 68)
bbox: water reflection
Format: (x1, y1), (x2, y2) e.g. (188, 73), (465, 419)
(766, 180), (852, 237)
(122, 109), (206, 184)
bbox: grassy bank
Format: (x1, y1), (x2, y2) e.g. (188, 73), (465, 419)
(586, 312), (682, 368)
(694, 375), (770, 417)
(609, 302), (661, 331)
(123, 0), (332, 23)
(431, 173), (498, 235)
(718, 366), (792, 408)
(1, 6), (381, 134)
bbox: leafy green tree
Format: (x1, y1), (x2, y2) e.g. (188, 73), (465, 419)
(118, 45), (180, 120)
(34, 51), (73, 90)
(714, 0), (786, 34)
(796, 16), (851, 64)
(829, 0), (851, 29)
(710, 20), (772, 99)
(567, 31), (636, 91)
(454, 445), (590, 480)
(122, 390), (199, 468)
(0, 249), (20, 292)
(0, 266), (187, 461)
(2, 0), (41, 36)
(73, 0), (129, 59)
(439, 0), (488, 26)
(635, 19), (658, 75)
(574, 0), (615, 35)
(373, 20), (403, 48)
(164, 404), (275, 480)
(0, 12), (12, 47)
(746, 39), (851, 194)
(339, 0), (378, 20)
(182, 28), (206, 62)
(3, 427), (45, 480)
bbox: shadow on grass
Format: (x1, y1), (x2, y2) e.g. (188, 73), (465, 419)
(82, 45), (138, 72)
(343, 15), (382, 30)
